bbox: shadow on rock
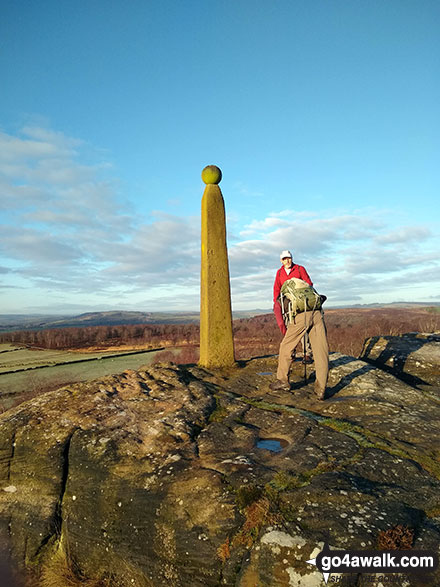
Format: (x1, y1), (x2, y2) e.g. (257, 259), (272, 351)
(360, 332), (440, 389)
(326, 363), (376, 398)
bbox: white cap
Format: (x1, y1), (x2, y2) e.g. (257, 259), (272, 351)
(280, 250), (292, 260)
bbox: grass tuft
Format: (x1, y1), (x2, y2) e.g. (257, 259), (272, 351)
(231, 496), (278, 549)
(40, 544), (104, 587)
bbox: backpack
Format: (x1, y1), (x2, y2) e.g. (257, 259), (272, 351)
(280, 277), (323, 325)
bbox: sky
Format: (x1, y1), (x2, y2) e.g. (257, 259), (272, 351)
(0, 0), (439, 315)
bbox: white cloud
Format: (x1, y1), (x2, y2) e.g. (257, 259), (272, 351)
(0, 126), (202, 305)
(98, 212), (200, 284)
(0, 125), (439, 313)
(0, 131), (67, 162)
(374, 226), (431, 245)
(227, 210), (439, 309)
(0, 227), (82, 264)
(20, 126), (83, 148)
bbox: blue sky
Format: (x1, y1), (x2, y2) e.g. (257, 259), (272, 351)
(1, 0), (439, 314)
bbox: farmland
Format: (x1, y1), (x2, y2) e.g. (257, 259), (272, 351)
(0, 343), (177, 411)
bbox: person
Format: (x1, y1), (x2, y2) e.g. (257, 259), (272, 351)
(270, 250), (329, 400)
(273, 250), (313, 362)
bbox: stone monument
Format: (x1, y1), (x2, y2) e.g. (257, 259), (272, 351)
(199, 165), (235, 367)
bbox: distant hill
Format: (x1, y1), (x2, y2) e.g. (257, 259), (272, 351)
(0, 309), (270, 333)
(0, 311), (195, 332)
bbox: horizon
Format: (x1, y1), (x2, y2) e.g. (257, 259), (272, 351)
(1, 1), (439, 314)
(1, 299), (439, 320)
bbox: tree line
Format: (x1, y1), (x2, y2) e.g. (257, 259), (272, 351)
(0, 323), (200, 350)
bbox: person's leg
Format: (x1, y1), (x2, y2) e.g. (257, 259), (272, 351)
(308, 311), (329, 395)
(276, 317), (307, 382)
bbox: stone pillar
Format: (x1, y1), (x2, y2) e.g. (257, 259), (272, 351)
(199, 165), (235, 368)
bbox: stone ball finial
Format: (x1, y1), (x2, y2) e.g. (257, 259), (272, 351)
(202, 165), (222, 185)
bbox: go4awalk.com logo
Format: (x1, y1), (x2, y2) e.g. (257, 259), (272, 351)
(307, 542), (438, 584)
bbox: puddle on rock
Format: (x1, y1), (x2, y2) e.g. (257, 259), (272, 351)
(256, 438), (288, 452)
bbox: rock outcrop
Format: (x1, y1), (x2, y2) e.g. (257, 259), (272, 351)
(360, 331), (440, 389)
(0, 335), (439, 586)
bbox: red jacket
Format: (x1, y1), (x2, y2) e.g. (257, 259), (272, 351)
(273, 264), (312, 303)
(273, 264), (312, 334)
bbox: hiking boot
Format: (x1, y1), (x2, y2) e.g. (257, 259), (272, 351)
(269, 379), (290, 392)
(315, 383), (326, 400)
(302, 354), (313, 364)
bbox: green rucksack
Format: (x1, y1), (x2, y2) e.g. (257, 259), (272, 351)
(280, 277), (323, 325)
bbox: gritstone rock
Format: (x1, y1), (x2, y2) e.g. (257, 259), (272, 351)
(0, 335), (439, 586)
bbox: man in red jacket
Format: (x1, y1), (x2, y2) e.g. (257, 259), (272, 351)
(271, 250), (328, 399)
(273, 250), (312, 335)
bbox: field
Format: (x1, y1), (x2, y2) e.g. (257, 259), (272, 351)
(0, 344), (179, 411)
